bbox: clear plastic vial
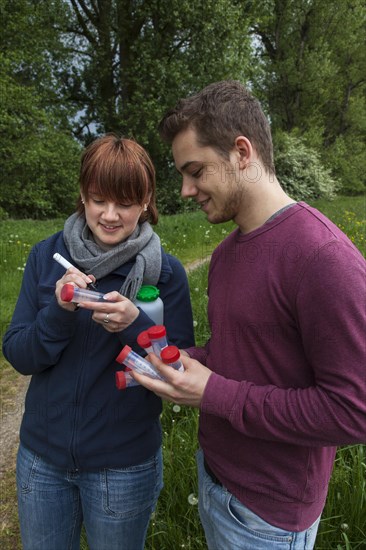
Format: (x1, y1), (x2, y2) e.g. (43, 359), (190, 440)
(60, 284), (113, 304)
(147, 325), (168, 357)
(115, 370), (140, 390)
(137, 330), (154, 354)
(134, 285), (164, 325)
(115, 345), (164, 380)
(161, 346), (184, 372)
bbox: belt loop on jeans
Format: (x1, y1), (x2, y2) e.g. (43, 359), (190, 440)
(204, 458), (222, 486)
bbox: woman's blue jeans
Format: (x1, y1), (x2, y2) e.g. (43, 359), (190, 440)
(16, 442), (163, 550)
(197, 449), (321, 550)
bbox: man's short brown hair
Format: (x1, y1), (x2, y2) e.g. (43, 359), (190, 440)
(159, 80), (275, 175)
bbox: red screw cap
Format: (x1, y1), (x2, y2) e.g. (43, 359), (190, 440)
(137, 330), (152, 348)
(161, 345), (180, 364)
(60, 284), (75, 302)
(115, 371), (127, 390)
(115, 345), (132, 364)
(147, 325), (166, 339)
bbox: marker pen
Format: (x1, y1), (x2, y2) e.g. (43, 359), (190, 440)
(53, 253), (98, 291)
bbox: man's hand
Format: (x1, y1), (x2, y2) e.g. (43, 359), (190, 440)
(132, 353), (212, 408)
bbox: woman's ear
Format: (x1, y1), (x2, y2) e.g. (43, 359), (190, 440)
(144, 192), (152, 210)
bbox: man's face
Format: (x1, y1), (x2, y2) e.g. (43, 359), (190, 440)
(172, 127), (244, 225)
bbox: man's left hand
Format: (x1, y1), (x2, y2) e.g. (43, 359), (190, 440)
(132, 353), (212, 408)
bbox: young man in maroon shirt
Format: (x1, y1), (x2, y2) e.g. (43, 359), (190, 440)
(133, 80), (366, 549)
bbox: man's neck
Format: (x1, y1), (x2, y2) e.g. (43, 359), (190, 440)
(235, 176), (295, 234)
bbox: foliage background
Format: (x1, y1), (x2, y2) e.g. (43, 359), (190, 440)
(0, 0), (365, 219)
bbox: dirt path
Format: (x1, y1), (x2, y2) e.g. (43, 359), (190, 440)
(185, 256), (210, 272)
(0, 376), (29, 478)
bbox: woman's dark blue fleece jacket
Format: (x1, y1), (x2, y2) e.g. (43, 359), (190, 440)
(3, 231), (195, 470)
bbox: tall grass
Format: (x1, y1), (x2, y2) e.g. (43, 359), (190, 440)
(1, 196), (365, 549)
(315, 445), (366, 549)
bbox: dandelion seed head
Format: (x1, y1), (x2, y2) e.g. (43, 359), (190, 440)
(188, 493), (198, 505)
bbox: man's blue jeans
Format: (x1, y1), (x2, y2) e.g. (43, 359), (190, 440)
(197, 449), (321, 550)
(16, 442), (163, 550)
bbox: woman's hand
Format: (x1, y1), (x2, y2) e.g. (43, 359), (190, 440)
(55, 268), (97, 312)
(77, 291), (140, 332)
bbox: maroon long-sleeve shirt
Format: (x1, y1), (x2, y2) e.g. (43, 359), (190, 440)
(187, 202), (366, 531)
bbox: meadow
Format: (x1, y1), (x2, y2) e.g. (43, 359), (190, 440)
(0, 196), (365, 549)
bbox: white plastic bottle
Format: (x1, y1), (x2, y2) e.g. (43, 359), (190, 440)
(134, 285), (164, 325)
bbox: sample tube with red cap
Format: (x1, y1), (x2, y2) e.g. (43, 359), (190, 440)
(115, 370), (140, 390)
(161, 345), (184, 372)
(147, 325), (168, 357)
(137, 330), (154, 354)
(60, 284), (115, 304)
(115, 345), (164, 381)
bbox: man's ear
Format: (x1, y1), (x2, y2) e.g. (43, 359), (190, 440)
(234, 136), (253, 169)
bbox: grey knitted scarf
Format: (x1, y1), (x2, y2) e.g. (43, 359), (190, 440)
(63, 213), (162, 301)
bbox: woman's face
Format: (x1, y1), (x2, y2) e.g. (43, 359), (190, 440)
(83, 192), (146, 249)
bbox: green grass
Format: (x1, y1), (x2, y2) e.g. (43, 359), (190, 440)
(315, 445), (366, 549)
(156, 210), (235, 266)
(146, 405), (206, 549)
(1, 196), (365, 549)
(310, 195), (365, 256)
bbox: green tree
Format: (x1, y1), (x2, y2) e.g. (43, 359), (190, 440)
(250, 0), (366, 194)
(60, 0), (253, 212)
(0, 0), (81, 218)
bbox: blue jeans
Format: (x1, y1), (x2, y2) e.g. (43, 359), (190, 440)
(197, 449), (321, 550)
(16, 442), (163, 550)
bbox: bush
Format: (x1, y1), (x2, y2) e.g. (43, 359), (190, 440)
(323, 135), (366, 196)
(0, 128), (81, 219)
(155, 163), (198, 215)
(273, 132), (340, 201)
